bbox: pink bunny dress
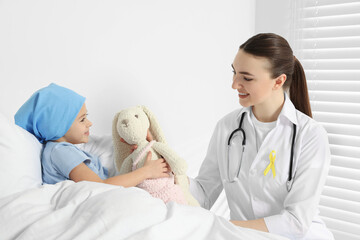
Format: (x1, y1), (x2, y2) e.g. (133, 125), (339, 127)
(132, 141), (187, 205)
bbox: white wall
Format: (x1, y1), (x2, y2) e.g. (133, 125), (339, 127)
(0, 0), (255, 177)
(255, 0), (291, 40)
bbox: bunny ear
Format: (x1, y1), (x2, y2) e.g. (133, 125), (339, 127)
(112, 111), (132, 172)
(140, 106), (167, 144)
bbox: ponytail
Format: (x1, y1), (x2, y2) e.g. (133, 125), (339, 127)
(240, 33), (313, 118)
(290, 57), (312, 118)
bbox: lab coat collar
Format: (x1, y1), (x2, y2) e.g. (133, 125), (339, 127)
(236, 92), (298, 126)
(279, 92), (298, 126)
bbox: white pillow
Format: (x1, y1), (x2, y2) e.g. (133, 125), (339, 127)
(0, 112), (43, 199)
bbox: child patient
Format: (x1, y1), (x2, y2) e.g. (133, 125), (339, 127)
(15, 83), (169, 186)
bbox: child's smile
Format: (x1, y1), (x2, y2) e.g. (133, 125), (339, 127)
(56, 103), (92, 144)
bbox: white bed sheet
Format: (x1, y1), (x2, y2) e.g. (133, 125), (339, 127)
(0, 181), (289, 240)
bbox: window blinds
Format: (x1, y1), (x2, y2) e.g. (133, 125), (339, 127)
(291, 0), (360, 239)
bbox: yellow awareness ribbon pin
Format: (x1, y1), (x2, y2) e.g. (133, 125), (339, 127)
(264, 150), (276, 178)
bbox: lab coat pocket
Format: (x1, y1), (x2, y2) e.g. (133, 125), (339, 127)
(263, 161), (289, 197)
(223, 179), (245, 206)
(223, 177), (253, 220)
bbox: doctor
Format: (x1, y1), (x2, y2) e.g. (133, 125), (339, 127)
(190, 33), (334, 240)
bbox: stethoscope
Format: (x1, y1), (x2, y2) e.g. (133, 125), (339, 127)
(227, 111), (297, 192)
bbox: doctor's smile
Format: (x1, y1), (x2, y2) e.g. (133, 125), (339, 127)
(237, 92), (249, 99)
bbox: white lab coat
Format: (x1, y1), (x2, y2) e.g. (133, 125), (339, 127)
(190, 95), (334, 240)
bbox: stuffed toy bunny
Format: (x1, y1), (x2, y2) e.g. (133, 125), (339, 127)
(112, 106), (199, 206)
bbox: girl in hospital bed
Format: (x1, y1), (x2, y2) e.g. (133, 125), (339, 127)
(14, 83), (169, 187)
(189, 33), (334, 240)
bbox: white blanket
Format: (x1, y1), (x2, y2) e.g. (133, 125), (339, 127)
(0, 181), (288, 240)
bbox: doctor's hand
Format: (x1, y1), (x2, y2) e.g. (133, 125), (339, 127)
(230, 219), (269, 232)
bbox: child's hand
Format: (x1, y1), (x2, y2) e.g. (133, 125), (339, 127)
(143, 152), (170, 179)
(120, 138), (138, 152)
(120, 129), (153, 153)
(146, 129), (154, 141)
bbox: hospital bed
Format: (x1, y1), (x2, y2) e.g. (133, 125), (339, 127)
(0, 112), (288, 240)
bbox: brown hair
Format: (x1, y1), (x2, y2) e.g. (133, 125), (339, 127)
(239, 33), (312, 118)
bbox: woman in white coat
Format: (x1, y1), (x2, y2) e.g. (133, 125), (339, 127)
(189, 33), (334, 240)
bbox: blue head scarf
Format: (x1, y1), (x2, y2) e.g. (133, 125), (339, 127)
(15, 83), (86, 143)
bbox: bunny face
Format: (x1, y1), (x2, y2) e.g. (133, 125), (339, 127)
(116, 106), (150, 145)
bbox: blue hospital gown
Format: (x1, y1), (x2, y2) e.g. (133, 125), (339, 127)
(42, 141), (108, 184)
